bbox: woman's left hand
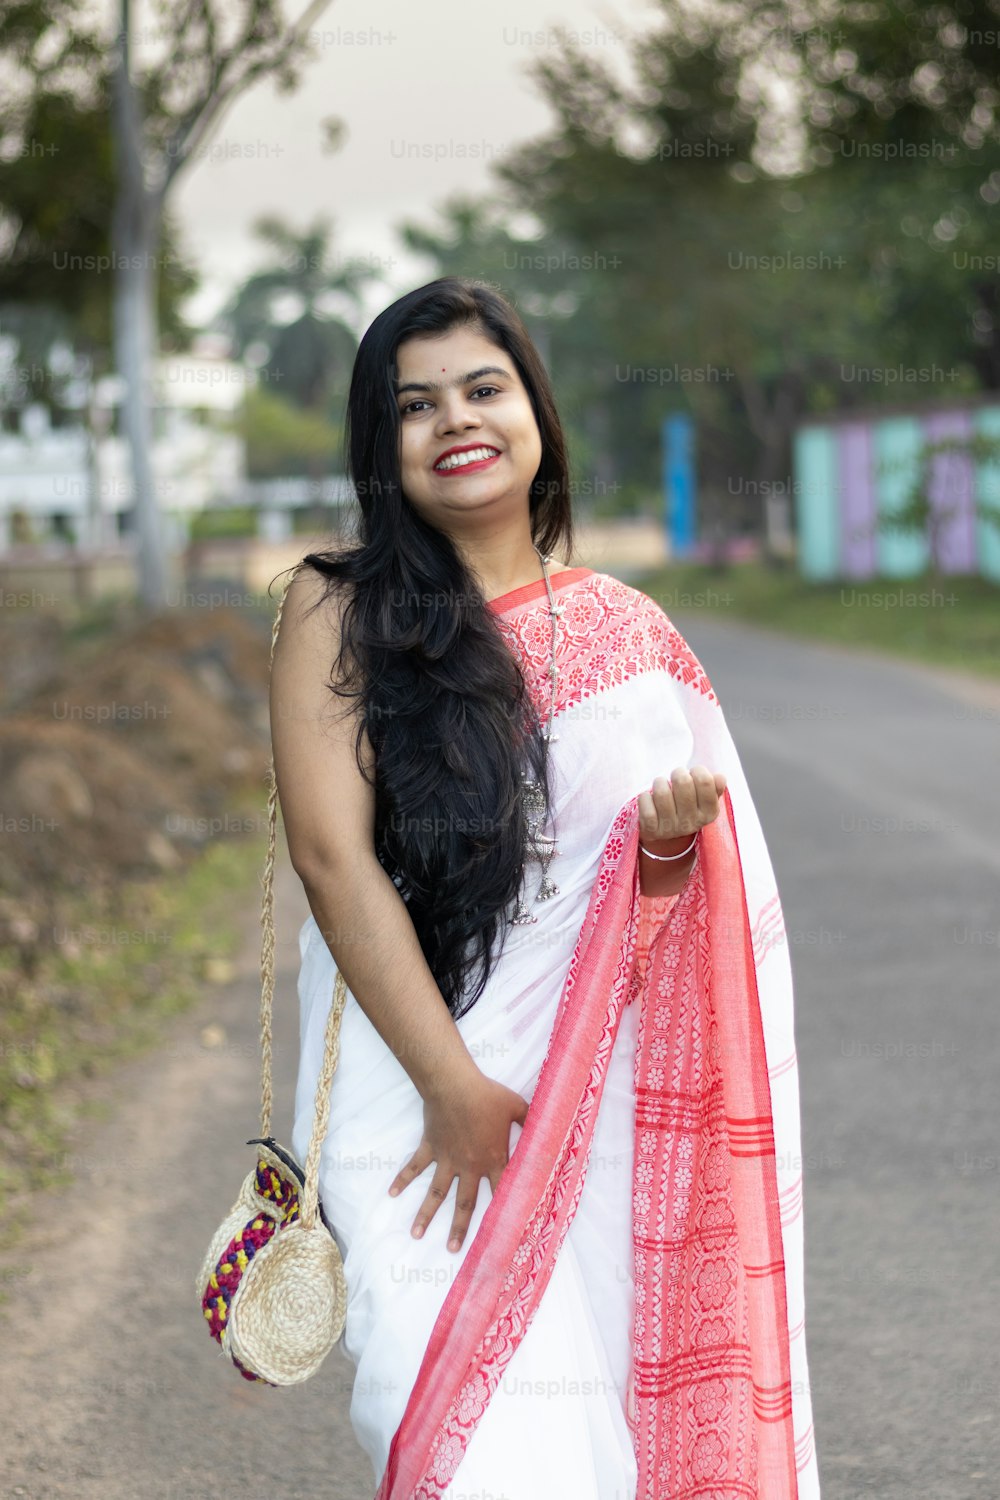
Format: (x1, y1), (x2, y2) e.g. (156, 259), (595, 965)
(637, 764), (727, 848)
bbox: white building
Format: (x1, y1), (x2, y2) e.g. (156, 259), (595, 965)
(0, 336), (248, 553)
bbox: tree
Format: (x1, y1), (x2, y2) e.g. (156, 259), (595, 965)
(481, 1), (1000, 540)
(218, 214), (377, 417)
(108, 0), (337, 607)
(235, 386), (341, 479)
(787, 0), (1000, 388)
(488, 14), (863, 524)
(876, 430), (1000, 579)
(0, 3), (198, 425)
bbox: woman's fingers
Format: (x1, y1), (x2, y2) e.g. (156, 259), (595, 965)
(638, 776), (675, 840)
(409, 1164), (456, 1240)
(640, 765), (727, 841)
(388, 1086), (530, 1251)
(387, 1141), (433, 1198)
(445, 1174), (482, 1253)
(690, 764), (719, 818)
(387, 1145), (480, 1247)
(668, 766), (696, 823)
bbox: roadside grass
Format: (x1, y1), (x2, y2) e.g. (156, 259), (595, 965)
(632, 560), (1000, 679)
(0, 803), (267, 1262)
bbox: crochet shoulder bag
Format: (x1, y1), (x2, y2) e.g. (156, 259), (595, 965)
(196, 567), (349, 1386)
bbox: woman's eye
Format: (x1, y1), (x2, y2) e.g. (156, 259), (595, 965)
(400, 385), (500, 417)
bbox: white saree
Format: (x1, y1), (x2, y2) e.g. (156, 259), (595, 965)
(291, 566), (821, 1499)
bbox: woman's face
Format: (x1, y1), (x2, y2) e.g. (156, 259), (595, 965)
(393, 322), (543, 535)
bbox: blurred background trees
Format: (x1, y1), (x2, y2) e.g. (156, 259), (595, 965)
(2, 0), (998, 563)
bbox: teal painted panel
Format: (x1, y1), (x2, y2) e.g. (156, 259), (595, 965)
(794, 425), (839, 579)
(873, 417), (928, 577)
(973, 406), (1000, 583)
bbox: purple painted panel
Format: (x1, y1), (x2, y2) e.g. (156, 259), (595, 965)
(924, 410), (976, 572)
(839, 421), (876, 577)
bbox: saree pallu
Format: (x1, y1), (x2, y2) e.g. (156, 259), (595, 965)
(291, 567), (821, 1499)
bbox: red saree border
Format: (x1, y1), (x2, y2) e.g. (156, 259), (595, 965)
(375, 795), (642, 1500)
(485, 565), (594, 617)
(628, 791), (797, 1495)
(374, 789), (799, 1500)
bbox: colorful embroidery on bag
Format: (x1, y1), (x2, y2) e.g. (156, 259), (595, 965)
(200, 1155), (302, 1382)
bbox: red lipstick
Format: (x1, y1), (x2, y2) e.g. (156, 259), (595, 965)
(433, 443), (501, 476)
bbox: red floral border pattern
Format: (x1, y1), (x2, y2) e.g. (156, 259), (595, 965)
(492, 572), (720, 717)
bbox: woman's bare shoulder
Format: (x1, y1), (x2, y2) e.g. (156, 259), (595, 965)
(277, 562), (354, 645)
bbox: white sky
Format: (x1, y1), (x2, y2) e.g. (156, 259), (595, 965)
(165, 0), (663, 332)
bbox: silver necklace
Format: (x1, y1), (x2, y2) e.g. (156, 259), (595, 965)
(510, 544), (562, 925)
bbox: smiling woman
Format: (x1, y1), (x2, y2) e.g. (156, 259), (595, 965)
(267, 278), (821, 1499)
(397, 350), (529, 504)
(392, 322), (551, 604)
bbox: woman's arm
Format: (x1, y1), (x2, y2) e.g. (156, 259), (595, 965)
(270, 568), (529, 1255)
(270, 568), (478, 1099)
(638, 831), (699, 898)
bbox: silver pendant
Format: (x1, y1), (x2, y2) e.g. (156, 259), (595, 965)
(536, 840), (559, 900)
(511, 894), (538, 925)
(527, 832), (557, 861)
(521, 777), (547, 818)
(510, 544), (563, 924)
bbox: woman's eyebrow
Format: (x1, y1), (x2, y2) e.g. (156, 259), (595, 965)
(394, 365), (511, 396)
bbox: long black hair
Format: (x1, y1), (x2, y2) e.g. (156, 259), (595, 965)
(286, 277), (575, 1020)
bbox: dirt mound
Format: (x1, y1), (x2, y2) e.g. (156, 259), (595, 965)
(1, 603), (279, 923)
(25, 641), (270, 799)
(0, 718), (197, 897)
(124, 604), (275, 703)
(0, 609), (66, 711)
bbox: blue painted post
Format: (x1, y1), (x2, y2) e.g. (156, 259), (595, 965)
(662, 413), (696, 560)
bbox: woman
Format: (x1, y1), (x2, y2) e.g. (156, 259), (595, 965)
(271, 277), (821, 1499)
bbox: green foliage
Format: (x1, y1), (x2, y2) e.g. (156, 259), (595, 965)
(0, 36), (199, 355)
(217, 214), (379, 415)
(396, 1), (1000, 539)
(634, 556), (1000, 676)
(188, 506), (259, 540)
(233, 386), (342, 478)
(875, 431), (1000, 569)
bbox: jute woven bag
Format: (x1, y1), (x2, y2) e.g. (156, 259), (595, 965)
(196, 568), (349, 1386)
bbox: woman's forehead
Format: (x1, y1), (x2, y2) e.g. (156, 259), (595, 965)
(394, 325), (505, 378)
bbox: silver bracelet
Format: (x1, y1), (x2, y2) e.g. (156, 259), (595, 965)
(638, 833), (698, 862)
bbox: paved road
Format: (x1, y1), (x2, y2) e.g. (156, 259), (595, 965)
(1, 613), (996, 1500)
(674, 610), (1000, 1500)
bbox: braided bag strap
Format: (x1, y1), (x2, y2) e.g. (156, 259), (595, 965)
(259, 564), (349, 1231)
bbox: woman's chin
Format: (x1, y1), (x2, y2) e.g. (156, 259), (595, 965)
(433, 480), (512, 510)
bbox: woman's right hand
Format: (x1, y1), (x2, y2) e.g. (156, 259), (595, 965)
(387, 1067), (530, 1253)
